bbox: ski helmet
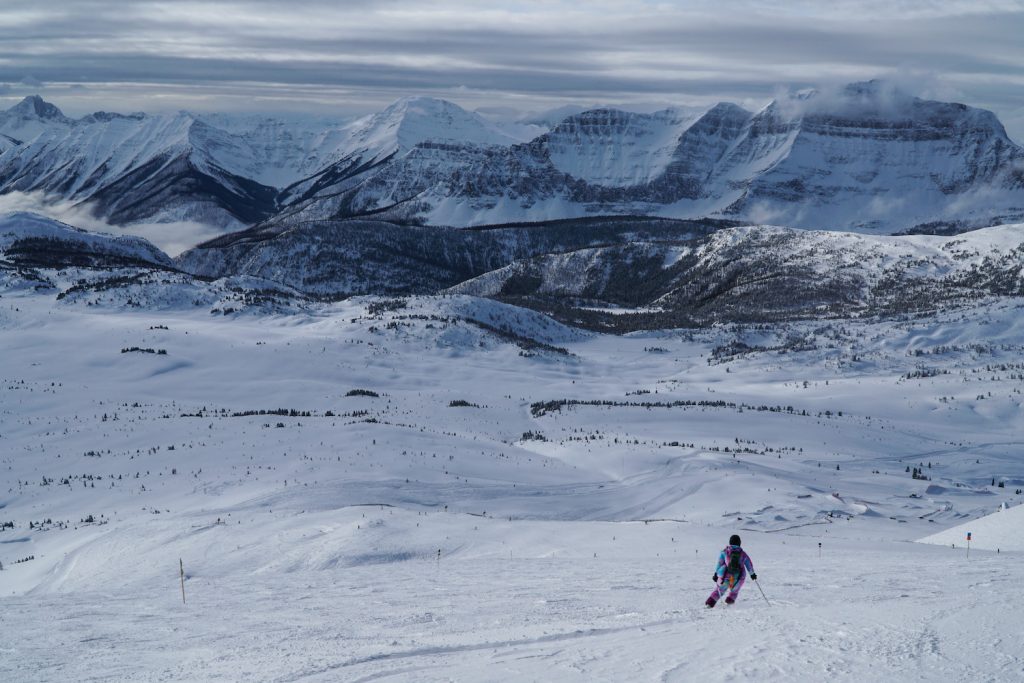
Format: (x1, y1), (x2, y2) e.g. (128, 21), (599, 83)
(729, 534), (741, 546)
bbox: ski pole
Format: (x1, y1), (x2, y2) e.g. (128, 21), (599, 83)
(754, 578), (771, 607)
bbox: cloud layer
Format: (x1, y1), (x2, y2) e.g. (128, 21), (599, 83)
(1, 1), (1023, 139)
(0, 192), (221, 257)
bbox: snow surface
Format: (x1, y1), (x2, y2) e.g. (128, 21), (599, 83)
(546, 108), (702, 186)
(0, 211), (172, 267)
(919, 501), (1024, 551)
(344, 97), (522, 160)
(2, 278), (1023, 680)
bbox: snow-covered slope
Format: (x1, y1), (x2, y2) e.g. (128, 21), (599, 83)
(0, 101), (279, 228)
(275, 96), (523, 211)
(453, 222), (1024, 327)
(0, 211), (175, 270)
(0, 94), (71, 143)
(918, 502), (1024, 551)
(294, 82), (1024, 233)
(0, 211), (314, 316)
(195, 112), (357, 188)
(175, 215), (717, 298)
(2, 276), (1024, 680)
(545, 108), (702, 186)
(345, 96), (523, 159)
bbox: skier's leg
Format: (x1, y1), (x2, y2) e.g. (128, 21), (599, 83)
(726, 575), (746, 603)
(706, 579), (725, 606)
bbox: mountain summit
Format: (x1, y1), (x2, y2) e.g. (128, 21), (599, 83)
(286, 82), (1024, 233)
(347, 96), (521, 159)
(6, 95), (69, 122)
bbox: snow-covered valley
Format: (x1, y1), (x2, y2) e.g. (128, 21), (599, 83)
(2, 272), (1023, 680)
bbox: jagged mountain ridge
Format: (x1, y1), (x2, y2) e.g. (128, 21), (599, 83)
(289, 82), (1024, 233)
(272, 97), (523, 211)
(3, 83), (1024, 238)
(0, 103), (284, 228)
(0, 95), (521, 231)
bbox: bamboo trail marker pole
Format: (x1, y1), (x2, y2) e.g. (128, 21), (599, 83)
(179, 558), (186, 605)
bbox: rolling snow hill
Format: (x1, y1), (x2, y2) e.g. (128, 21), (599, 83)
(451, 222), (1024, 329)
(0, 211), (175, 271)
(175, 215), (721, 298)
(919, 501), (1024, 551)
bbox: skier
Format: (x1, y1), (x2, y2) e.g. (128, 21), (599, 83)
(705, 534), (756, 607)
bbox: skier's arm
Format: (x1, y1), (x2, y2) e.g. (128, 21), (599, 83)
(743, 552), (755, 575)
(714, 551), (726, 577)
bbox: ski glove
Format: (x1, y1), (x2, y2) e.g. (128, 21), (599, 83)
(712, 574), (719, 583)
(750, 573), (757, 580)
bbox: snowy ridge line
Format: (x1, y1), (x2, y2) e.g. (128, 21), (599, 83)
(285, 80), (1024, 234)
(3, 80), (1024, 237)
(0, 94), (523, 231)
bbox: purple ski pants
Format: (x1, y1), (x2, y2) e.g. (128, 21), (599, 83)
(708, 573), (745, 602)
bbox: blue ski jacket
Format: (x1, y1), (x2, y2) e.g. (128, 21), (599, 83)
(715, 544), (754, 579)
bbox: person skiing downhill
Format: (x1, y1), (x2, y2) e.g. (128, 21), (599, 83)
(706, 534), (756, 607)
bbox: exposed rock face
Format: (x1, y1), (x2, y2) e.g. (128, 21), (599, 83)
(3, 83), (1024, 239)
(289, 82), (1024, 234)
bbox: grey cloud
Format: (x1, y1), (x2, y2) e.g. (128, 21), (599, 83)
(0, 191), (220, 257)
(0, 1), (1022, 140)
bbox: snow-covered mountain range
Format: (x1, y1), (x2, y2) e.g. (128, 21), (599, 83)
(3, 81), (1024, 237)
(0, 95), (522, 231)
(299, 82), (1024, 232)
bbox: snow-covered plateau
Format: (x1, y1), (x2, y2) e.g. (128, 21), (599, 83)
(2, 209), (1023, 679)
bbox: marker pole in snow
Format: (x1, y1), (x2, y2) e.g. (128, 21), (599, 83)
(818, 542), (822, 559)
(179, 558), (186, 605)
(754, 578), (771, 607)
(967, 532), (971, 560)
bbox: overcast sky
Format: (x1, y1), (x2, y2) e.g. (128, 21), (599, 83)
(2, 0), (1024, 139)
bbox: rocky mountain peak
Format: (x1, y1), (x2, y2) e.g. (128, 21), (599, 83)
(6, 95), (68, 122)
